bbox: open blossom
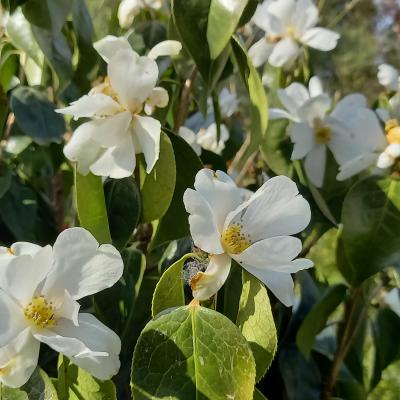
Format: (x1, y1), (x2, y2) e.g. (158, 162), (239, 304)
(377, 64), (400, 92)
(270, 78), (384, 187)
(179, 123), (230, 156)
(249, 0), (340, 68)
(183, 169), (312, 307)
(57, 36), (181, 179)
(118, 0), (162, 28)
(337, 96), (400, 180)
(0, 228), (123, 387)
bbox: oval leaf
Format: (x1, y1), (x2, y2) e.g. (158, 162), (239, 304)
(74, 167), (111, 244)
(236, 271), (277, 382)
(131, 304), (256, 399)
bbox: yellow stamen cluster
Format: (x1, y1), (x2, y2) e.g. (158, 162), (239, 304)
(6, 247), (14, 256)
(221, 224), (251, 255)
(313, 118), (331, 144)
(385, 119), (400, 145)
(0, 364), (10, 377)
(266, 34), (282, 44)
(24, 296), (56, 329)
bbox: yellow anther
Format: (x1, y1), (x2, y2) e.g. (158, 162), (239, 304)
(221, 224), (251, 255)
(6, 247), (14, 256)
(313, 118), (331, 144)
(385, 119), (400, 144)
(24, 296), (56, 329)
(286, 26), (296, 38)
(0, 364), (10, 377)
(266, 34), (282, 44)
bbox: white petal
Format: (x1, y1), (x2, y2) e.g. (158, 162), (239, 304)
(245, 269), (295, 307)
(277, 82), (310, 119)
(87, 112), (132, 147)
(147, 40), (182, 59)
(337, 152), (378, 181)
(0, 289), (27, 346)
(1, 246), (53, 306)
(293, 0), (318, 34)
(289, 122), (315, 160)
(384, 288), (400, 317)
(118, 0), (141, 28)
(179, 126), (202, 155)
(131, 115), (161, 173)
(90, 134), (136, 179)
(377, 64), (399, 91)
(193, 169), (245, 231)
(233, 236), (313, 273)
(300, 27), (340, 51)
(269, 108), (293, 120)
(10, 242), (42, 257)
(183, 188), (224, 254)
(56, 94), (121, 120)
(63, 122), (103, 176)
(308, 76), (324, 97)
(297, 94), (331, 123)
(248, 38), (274, 68)
(253, 3), (284, 34)
(108, 49), (158, 109)
(197, 123), (229, 155)
(42, 228), (123, 300)
(70, 353), (120, 381)
(377, 152), (395, 169)
(268, 38), (300, 68)
(0, 329), (40, 388)
(93, 35), (132, 63)
(304, 144), (326, 187)
(376, 108), (390, 123)
(145, 87), (169, 114)
(191, 253), (231, 301)
(386, 143), (400, 158)
(226, 175), (311, 241)
(54, 290), (80, 326)
(268, 0), (296, 25)
(331, 93), (367, 120)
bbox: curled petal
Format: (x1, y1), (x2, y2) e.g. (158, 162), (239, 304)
(93, 35), (132, 62)
(147, 40), (182, 59)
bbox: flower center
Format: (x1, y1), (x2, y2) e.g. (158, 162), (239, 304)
(221, 224), (251, 255)
(313, 118), (331, 144)
(286, 26), (296, 38)
(266, 34), (282, 44)
(385, 119), (400, 144)
(24, 296), (56, 329)
(6, 247), (14, 255)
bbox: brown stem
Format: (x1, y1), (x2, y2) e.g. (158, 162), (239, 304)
(174, 66), (197, 132)
(322, 287), (362, 399)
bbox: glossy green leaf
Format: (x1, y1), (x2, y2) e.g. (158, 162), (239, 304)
(0, 168), (11, 199)
(152, 253), (197, 317)
(207, 0), (248, 59)
(371, 309), (400, 389)
(340, 176), (400, 284)
(296, 284), (347, 359)
(104, 177), (141, 250)
(253, 388), (268, 400)
(74, 168), (111, 244)
(131, 304), (256, 399)
(55, 356), (116, 400)
(0, 368), (58, 400)
(140, 132), (176, 223)
(237, 271), (277, 382)
(231, 36), (268, 154)
(10, 86), (65, 145)
(151, 130), (202, 247)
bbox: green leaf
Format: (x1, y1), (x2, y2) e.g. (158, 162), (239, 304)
(74, 168), (111, 244)
(151, 130), (202, 247)
(104, 177), (141, 250)
(152, 253), (196, 317)
(140, 132), (176, 223)
(10, 86), (65, 145)
(207, 0), (248, 59)
(172, 0), (230, 89)
(0, 368), (58, 400)
(131, 304), (256, 399)
(55, 356), (116, 400)
(0, 168), (11, 199)
(253, 388), (268, 400)
(260, 119), (293, 177)
(231, 36), (268, 154)
(296, 284), (347, 359)
(371, 309), (400, 389)
(236, 271), (277, 382)
(340, 176), (400, 284)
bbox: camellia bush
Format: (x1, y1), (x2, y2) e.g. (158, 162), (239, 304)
(0, 0), (400, 399)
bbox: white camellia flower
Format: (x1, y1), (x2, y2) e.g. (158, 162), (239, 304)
(118, 0), (163, 28)
(57, 35), (181, 179)
(249, 0), (340, 68)
(271, 79), (384, 187)
(197, 123), (229, 155)
(337, 95), (400, 180)
(377, 64), (400, 92)
(183, 169), (312, 306)
(0, 228), (123, 387)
